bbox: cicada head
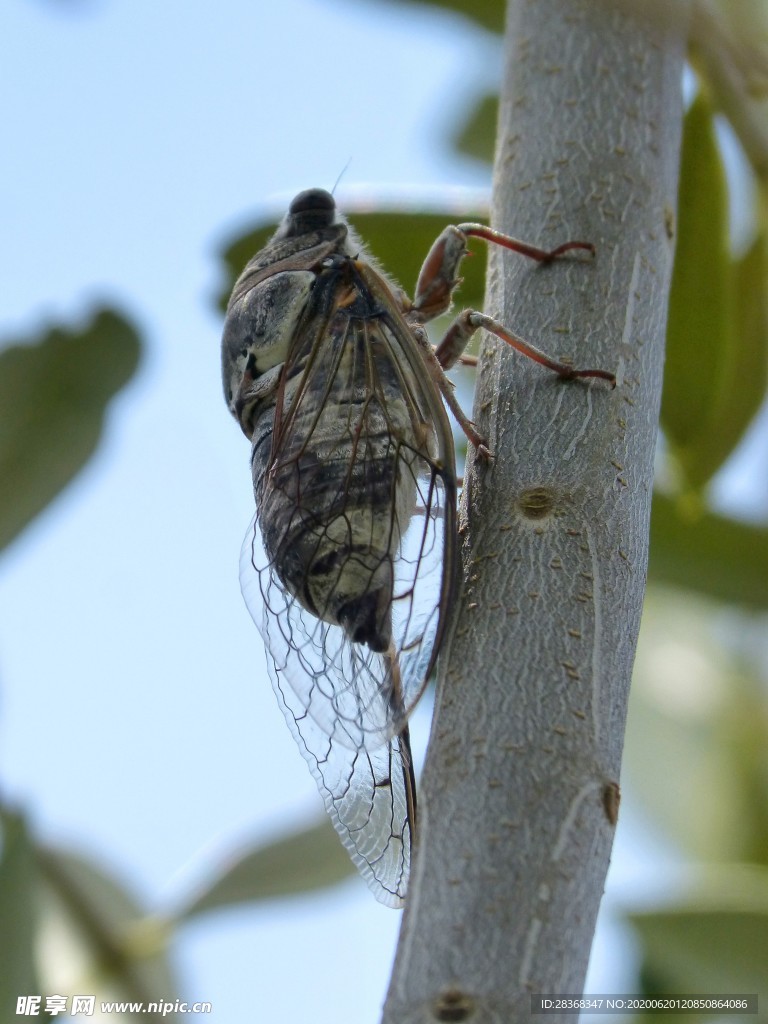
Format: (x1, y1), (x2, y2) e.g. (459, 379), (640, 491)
(272, 188), (337, 239)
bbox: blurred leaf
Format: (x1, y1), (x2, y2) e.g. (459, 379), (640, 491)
(712, 0), (768, 53)
(731, 691), (768, 867)
(217, 223), (274, 313)
(630, 866), (768, 995)
(648, 493), (768, 609)
(37, 846), (180, 1021)
(721, 233), (768, 458)
(334, 0), (504, 35)
(661, 92), (768, 490)
(451, 92), (498, 164)
(666, 230), (768, 490)
(661, 93), (737, 491)
(174, 819), (355, 920)
(691, 2), (768, 177)
(348, 209), (489, 309)
(0, 308), (142, 552)
(217, 206), (489, 316)
(0, 810), (41, 1020)
(627, 595), (768, 863)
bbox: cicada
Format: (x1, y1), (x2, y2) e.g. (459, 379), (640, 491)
(221, 188), (614, 907)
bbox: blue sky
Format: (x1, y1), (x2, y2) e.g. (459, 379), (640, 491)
(1, 1), (755, 1021)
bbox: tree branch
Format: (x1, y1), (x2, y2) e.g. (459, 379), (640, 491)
(382, 1), (689, 1021)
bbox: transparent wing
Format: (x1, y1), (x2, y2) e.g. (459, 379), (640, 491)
(244, 462), (451, 749)
(241, 517), (414, 907)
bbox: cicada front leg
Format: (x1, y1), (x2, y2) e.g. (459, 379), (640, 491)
(406, 221), (616, 455)
(409, 222), (595, 326)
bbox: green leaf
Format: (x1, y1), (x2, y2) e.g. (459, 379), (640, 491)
(36, 846), (180, 1022)
(216, 206), (490, 317)
(174, 819), (355, 920)
(451, 92), (498, 164)
(648, 493), (768, 609)
(662, 94), (768, 491)
(668, 230), (768, 489)
(0, 810), (41, 1020)
(335, 0), (504, 35)
(629, 866), (768, 995)
(0, 308), (142, 552)
(661, 93), (734, 491)
(715, 233), (768, 467)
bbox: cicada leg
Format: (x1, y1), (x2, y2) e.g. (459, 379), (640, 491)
(407, 220), (615, 455)
(435, 310), (616, 385)
(458, 222), (595, 263)
(410, 327), (492, 458)
(409, 222), (595, 324)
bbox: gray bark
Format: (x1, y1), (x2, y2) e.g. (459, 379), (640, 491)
(382, 2), (689, 1022)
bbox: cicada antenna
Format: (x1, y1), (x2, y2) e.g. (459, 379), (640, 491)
(331, 158), (353, 196)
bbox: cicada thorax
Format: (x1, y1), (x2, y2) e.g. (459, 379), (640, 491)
(220, 222), (348, 437)
(253, 259), (424, 655)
